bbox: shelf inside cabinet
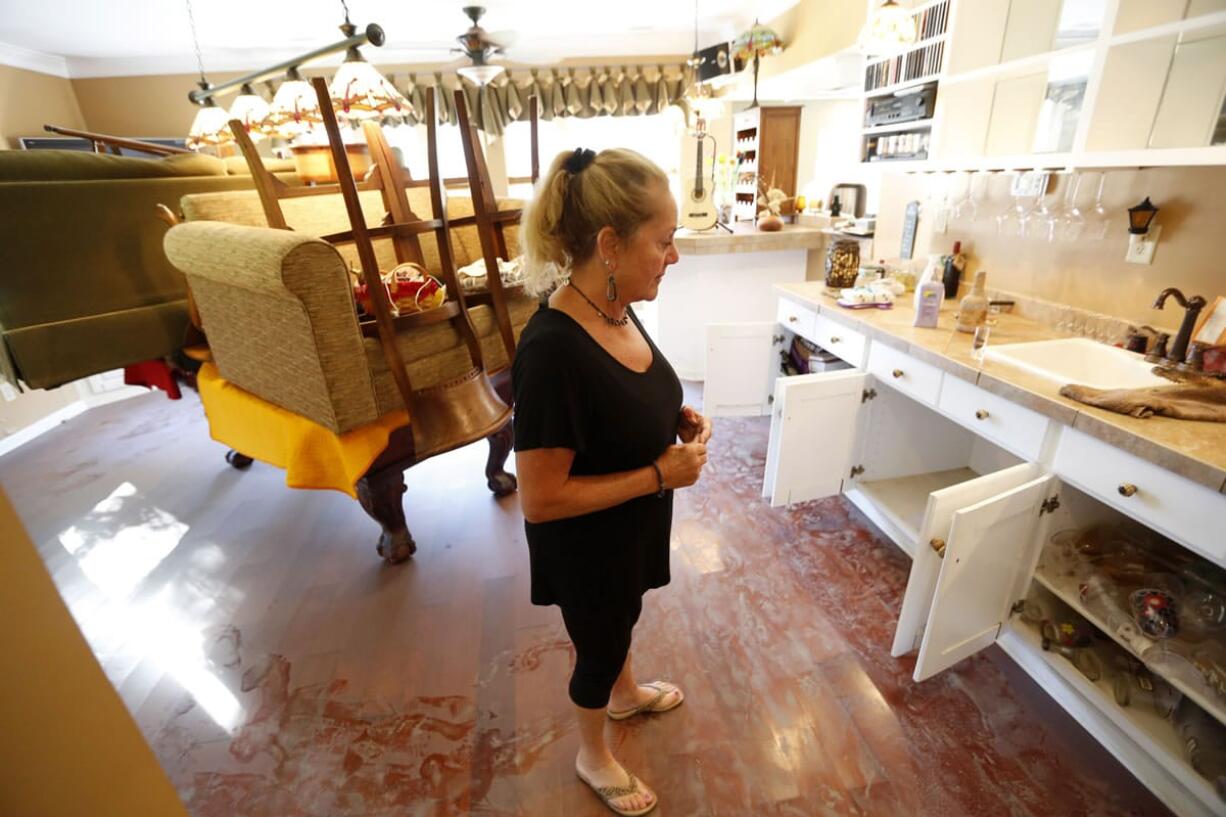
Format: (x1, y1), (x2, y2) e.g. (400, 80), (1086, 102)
(1008, 619), (1224, 814)
(853, 468), (980, 547)
(1033, 566), (1226, 729)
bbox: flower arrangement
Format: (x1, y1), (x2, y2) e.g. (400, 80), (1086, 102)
(755, 172), (794, 232)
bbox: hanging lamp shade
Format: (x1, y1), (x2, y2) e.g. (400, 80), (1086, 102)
(328, 23), (411, 119)
(186, 82), (233, 150)
(732, 20), (783, 63)
(457, 62), (505, 86)
(267, 67), (322, 139)
(228, 83), (271, 141)
(859, 0), (918, 56)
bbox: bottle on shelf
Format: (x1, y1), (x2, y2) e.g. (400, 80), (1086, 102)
(942, 241), (966, 300)
(956, 269), (989, 333)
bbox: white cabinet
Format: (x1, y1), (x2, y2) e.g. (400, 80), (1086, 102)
(1053, 427), (1224, 564)
(707, 293), (1226, 817)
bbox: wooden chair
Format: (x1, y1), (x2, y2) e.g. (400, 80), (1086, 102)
(452, 90), (541, 375)
(42, 124), (191, 157)
(174, 77), (517, 562)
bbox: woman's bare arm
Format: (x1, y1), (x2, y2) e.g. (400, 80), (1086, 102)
(516, 442), (707, 523)
(516, 447), (658, 524)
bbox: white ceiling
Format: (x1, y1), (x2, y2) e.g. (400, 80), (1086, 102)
(0, 0), (801, 78)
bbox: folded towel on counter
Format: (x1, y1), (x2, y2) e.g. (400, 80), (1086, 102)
(1060, 370), (1226, 422)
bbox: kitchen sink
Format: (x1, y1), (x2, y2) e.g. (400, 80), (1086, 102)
(983, 337), (1170, 390)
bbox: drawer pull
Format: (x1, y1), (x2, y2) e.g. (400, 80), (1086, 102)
(829, 336), (842, 344)
(975, 409), (989, 420)
(788, 315), (799, 323)
(1118, 483), (1138, 498)
(892, 369), (904, 379)
(930, 538), (946, 559)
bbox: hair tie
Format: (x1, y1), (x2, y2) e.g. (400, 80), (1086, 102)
(563, 147), (596, 174)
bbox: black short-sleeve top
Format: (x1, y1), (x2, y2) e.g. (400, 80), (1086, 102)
(512, 305), (683, 608)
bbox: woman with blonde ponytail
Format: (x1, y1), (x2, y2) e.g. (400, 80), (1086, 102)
(512, 147), (712, 816)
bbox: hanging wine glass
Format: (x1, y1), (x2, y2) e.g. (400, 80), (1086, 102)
(1087, 171), (1110, 239)
(996, 173), (1026, 237)
(1054, 172), (1085, 243)
(952, 171), (979, 224)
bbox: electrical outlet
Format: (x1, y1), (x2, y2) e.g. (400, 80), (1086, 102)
(1125, 225), (1161, 265)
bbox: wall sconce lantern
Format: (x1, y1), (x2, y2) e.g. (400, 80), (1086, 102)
(1125, 197), (1161, 265)
(1127, 197), (1159, 234)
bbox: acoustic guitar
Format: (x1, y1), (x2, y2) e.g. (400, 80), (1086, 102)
(680, 117), (717, 231)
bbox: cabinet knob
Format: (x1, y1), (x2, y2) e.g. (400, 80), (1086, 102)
(788, 315), (799, 323)
(975, 409), (989, 420)
(830, 336), (842, 344)
(929, 538), (946, 559)
(1118, 483), (1138, 498)
(892, 369), (904, 379)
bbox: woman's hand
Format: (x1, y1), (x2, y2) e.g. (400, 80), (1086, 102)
(656, 443), (707, 490)
(677, 405), (713, 445)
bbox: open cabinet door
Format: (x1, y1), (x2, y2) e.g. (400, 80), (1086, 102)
(703, 322), (778, 417)
(764, 370), (867, 507)
(912, 473), (1056, 682)
(891, 463), (1043, 658)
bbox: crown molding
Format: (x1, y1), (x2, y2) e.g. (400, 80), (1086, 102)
(0, 41), (70, 77)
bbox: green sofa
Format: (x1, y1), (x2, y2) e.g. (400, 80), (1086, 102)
(0, 149), (295, 389)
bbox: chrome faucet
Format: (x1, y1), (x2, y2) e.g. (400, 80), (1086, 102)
(1152, 287), (1206, 365)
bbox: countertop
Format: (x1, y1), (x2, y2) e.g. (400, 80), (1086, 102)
(673, 223), (827, 256)
(775, 281), (1226, 494)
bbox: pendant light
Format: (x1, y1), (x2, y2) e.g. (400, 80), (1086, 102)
(183, 0), (233, 150)
(327, 0), (411, 118)
(859, 0), (918, 56)
(228, 83), (272, 142)
(266, 66), (322, 140)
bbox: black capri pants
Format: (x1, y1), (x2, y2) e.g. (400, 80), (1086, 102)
(559, 596), (643, 709)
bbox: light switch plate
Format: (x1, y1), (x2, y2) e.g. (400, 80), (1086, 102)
(1125, 226), (1161, 265)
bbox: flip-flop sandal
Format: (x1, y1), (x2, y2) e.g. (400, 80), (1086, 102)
(576, 763), (657, 816)
(606, 681), (685, 721)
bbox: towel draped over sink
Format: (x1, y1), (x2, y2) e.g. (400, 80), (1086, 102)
(1059, 369), (1226, 422)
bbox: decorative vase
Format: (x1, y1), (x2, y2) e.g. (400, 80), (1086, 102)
(757, 213), (783, 232)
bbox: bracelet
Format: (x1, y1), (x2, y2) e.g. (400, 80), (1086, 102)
(650, 461), (667, 498)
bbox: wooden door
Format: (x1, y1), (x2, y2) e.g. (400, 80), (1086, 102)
(912, 473), (1056, 682)
(758, 106), (802, 208)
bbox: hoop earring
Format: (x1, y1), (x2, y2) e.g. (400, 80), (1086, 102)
(603, 257), (618, 302)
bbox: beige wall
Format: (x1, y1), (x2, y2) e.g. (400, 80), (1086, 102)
(758, 0), (867, 84)
(0, 64), (85, 149)
(874, 166), (1226, 331)
(72, 69), (251, 137)
(0, 488), (189, 817)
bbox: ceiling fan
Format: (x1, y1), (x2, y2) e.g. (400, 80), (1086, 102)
(396, 5), (517, 85)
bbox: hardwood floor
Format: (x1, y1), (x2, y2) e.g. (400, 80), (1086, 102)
(1, 388), (1173, 817)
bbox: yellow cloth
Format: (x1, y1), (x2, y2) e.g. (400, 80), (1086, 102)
(197, 363), (408, 498)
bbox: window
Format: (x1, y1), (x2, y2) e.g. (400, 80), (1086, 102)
(502, 107), (687, 199)
(381, 122), (475, 182)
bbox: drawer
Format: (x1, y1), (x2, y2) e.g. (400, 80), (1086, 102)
(867, 343), (943, 406)
(1053, 428), (1225, 565)
(776, 298), (817, 343)
(813, 314), (868, 368)
(938, 375), (1051, 461)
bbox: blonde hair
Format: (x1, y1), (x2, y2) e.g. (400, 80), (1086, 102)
(519, 148), (670, 296)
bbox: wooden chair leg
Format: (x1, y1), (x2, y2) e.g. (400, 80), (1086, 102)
(356, 465), (417, 564)
(485, 421), (516, 497)
(225, 450), (253, 470)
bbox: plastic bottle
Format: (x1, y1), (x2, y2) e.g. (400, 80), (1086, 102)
(914, 278), (943, 328)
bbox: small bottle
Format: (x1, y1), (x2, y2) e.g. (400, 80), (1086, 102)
(914, 278), (943, 328)
(942, 240), (966, 300)
(830, 194), (842, 217)
(956, 269), (989, 334)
